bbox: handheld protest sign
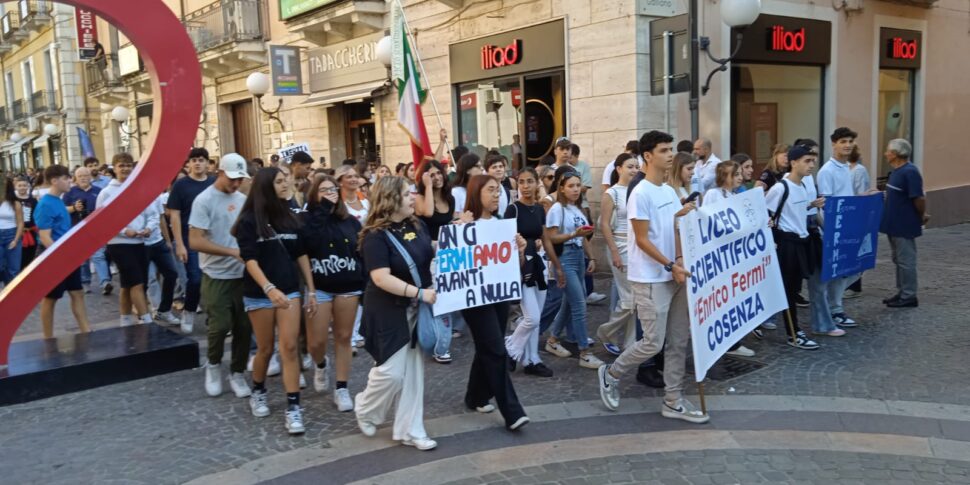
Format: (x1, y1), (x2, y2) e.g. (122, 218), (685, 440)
(0, 0), (202, 365)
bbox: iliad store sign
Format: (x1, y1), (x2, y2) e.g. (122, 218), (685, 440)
(769, 25), (805, 52)
(879, 28), (921, 69)
(888, 37), (918, 60)
(481, 39), (522, 70)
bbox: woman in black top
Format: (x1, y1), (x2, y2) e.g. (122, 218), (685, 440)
(504, 168), (556, 377)
(459, 174), (530, 431)
(758, 143), (790, 191)
(355, 176), (438, 451)
(14, 176), (37, 270)
(301, 175), (364, 412)
(233, 167), (315, 435)
(413, 160), (455, 243)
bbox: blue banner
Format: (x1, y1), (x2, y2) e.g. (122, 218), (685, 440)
(822, 194), (884, 281)
(77, 127), (95, 158)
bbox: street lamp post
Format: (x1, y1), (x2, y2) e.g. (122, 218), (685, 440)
(689, 0), (761, 140)
(111, 105), (138, 149)
(246, 72), (284, 133)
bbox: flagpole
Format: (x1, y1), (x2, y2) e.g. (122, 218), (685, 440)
(393, 0), (453, 162)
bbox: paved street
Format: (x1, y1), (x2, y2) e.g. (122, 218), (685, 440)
(2, 225), (969, 485)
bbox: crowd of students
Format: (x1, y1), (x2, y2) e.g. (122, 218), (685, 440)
(3, 124), (926, 447)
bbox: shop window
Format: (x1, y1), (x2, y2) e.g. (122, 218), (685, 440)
(31, 147), (43, 169)
(732, 64), (823, 169)
(876, 69), (914, 186)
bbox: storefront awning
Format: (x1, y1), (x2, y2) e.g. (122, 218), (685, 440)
(4, 135), (38, 154)
(32, 134), (49, 148)
(301, 79), (390, 108)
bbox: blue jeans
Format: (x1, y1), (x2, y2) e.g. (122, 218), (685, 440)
(146, 241), (179, 313)
(826, 273), (860, 316)
(183, 249), (202, 312)
(87, 246), (111, 286)
(807, 270), (838, 333)
(539, 280), (576, 342)
(551, 245), (590, 350)
(0, 228), (22, 285)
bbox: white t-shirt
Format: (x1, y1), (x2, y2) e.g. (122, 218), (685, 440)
(601, 155), (644, 186)
(604, 185), (629, 234)
(701, 187), (733, 207)
(188, 186), (246, 279)
(345, 199), (370, 224)
(765, 178), (810, 238)
(626, 179), (681, 283)
(498, 184), (509, 216)
(546, 202), (589, 248)
(452, 186), (467, 216)
(817, 158), (854, 197)
(0, 200), (17, 230)
(802, 174), (819, 216)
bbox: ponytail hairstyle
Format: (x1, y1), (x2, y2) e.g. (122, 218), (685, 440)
(609, 153), (635, 186)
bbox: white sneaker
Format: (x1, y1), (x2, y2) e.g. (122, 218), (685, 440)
(402, 436), (437, 451)
(726, 345), (756, 358)
(246, 354), (255, 373)
(358, 419), (377, 437)
(333, 388), (354, 412)
(579, 351), (604, 369)
(229, 372), (251, 398)
(120, 315), (135, 327)
(662, 398), (710, 424)
(301, 353), (313, 371)
(586, 292), (607, 304)
(285, 406), (306, 435)
(249, 390), (269, 417)
(155, 311), (180, 326)
(204, 363), (223, 397)
(299, 372), (307, 389)
(180, 312), (195, 334)
(544, 340), (572, 358)
(313, 360), (329, 392)
(598, 364), (620, 411)
(267, 353), (281, 377)
(475, 403), (495, 413)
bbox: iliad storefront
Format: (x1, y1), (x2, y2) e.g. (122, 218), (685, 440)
(449, 20), (566, 169)
(729, 14), (831, 169)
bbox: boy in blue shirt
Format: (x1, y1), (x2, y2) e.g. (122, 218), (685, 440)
(35, 165), (91, 338)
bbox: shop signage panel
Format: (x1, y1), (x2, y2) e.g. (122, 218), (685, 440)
(308, 32), (387, 93)
(75, 8), (98, 59)
(650, 14), (690, 95)
(279, 0), (341, 20)
(460, 93), (477, 110)
(270, 45), (303, 96)
(450, 20), (565, 84)
(731, 14), (831, 65)
(879, 28), (921, 70)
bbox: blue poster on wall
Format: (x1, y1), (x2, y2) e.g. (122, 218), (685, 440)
(822, 194), (884, 282)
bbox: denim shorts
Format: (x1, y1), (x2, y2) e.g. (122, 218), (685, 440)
(315, 289), (363, 303)
(243, 291), (301, 312)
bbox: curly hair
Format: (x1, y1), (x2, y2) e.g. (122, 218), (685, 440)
(358, 176), (417, 251)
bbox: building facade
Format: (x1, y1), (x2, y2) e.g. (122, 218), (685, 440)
(29, 0), (968, 226)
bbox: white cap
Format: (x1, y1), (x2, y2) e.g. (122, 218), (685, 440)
(219, 153), (250, 179)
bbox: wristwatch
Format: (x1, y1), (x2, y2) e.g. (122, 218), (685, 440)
(663, 262), (675, 273)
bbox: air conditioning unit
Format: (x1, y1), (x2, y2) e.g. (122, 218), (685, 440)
(482, 88), (502, 105)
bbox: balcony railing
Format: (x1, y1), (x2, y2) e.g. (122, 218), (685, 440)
(1, 12), (21, 39)
(183, 0), (264, 53)
(30, 90), (57, 114)
(11, 99), (26, 121)
(85, 53), (123, 92)
(18, 0), (52, 23)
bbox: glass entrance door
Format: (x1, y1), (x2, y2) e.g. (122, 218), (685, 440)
(876, 69), (915, 187)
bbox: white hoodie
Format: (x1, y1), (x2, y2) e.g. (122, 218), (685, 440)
(95, 178), (149, 245)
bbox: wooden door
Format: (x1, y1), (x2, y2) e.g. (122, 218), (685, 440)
(231, 100), (257, 160)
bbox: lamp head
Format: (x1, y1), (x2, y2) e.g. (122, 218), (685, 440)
(720, 0), (761, 28)
(43, 123), (59, 137)
(10, 132), (22, 143)
(246, 72), (270, 97)
(111, 105), (130, 123)
(376, 36), (392, 68)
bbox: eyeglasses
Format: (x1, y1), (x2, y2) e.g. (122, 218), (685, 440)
(319, 187), (338, 194)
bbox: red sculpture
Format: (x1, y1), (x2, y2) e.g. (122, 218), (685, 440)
(0, 0), (202, 365)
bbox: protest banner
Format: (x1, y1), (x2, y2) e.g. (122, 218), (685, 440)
(822, 194), (884, 282)
(433, 219), (521, 316)
(277, 143), (311, 164)
(679, 189), (787, 381)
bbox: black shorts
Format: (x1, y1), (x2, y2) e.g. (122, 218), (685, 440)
(47, 267), (84, 300)
(106, 243), (149, 289)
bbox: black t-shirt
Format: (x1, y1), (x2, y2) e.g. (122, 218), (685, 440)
(167, 175), (215, 242)
(235, 212), (306, 299)
(759, 169), (784, 192)
(418, 196), (454, 242)
(361, 219), (433, 287)
(17, 195), (37, 229)
(505, 201), (547, 289)
(301, 201), (365, 294)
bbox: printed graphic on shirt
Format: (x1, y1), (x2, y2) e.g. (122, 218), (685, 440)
(310, 255), (359, 276)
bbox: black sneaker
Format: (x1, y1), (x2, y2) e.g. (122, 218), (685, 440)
(752, 328), (764, 340)
(788, 331), (820, 350)
(508, 356), (517, 372)
(886, 297), (918, 308)
(523, 362), (554, 377)
(636, 366), (665, 388)
(101, 282), (114, 296)
(795, 293), (809, 307)
(883, 294), (901, 305)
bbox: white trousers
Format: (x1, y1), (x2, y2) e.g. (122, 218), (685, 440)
(351, 304), (363, 344)
(354, 344), (428, 441)
(505, 285), (546, 365)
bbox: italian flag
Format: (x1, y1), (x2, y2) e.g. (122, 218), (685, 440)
(393, 10), (433, 170)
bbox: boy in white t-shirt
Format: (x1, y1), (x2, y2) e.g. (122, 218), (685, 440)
(596, 130), (708, 424)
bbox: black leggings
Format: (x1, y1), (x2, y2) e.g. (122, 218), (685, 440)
(461, 301), (525, 427)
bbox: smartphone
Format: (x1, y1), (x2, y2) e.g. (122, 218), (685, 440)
(579, 225), (595, 231)
(685, 191), (701, 204)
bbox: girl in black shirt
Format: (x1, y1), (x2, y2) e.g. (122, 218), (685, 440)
(233, 167), (315, 435)
(460, 174), (530, 431)
(301, 175), (364, 412)
(14, 177), (37, 270)
(504, 168), (556, 377)
(413, 160), (455, 243)
(355, 176), (438, 451)
(758, 143), (791, 191)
